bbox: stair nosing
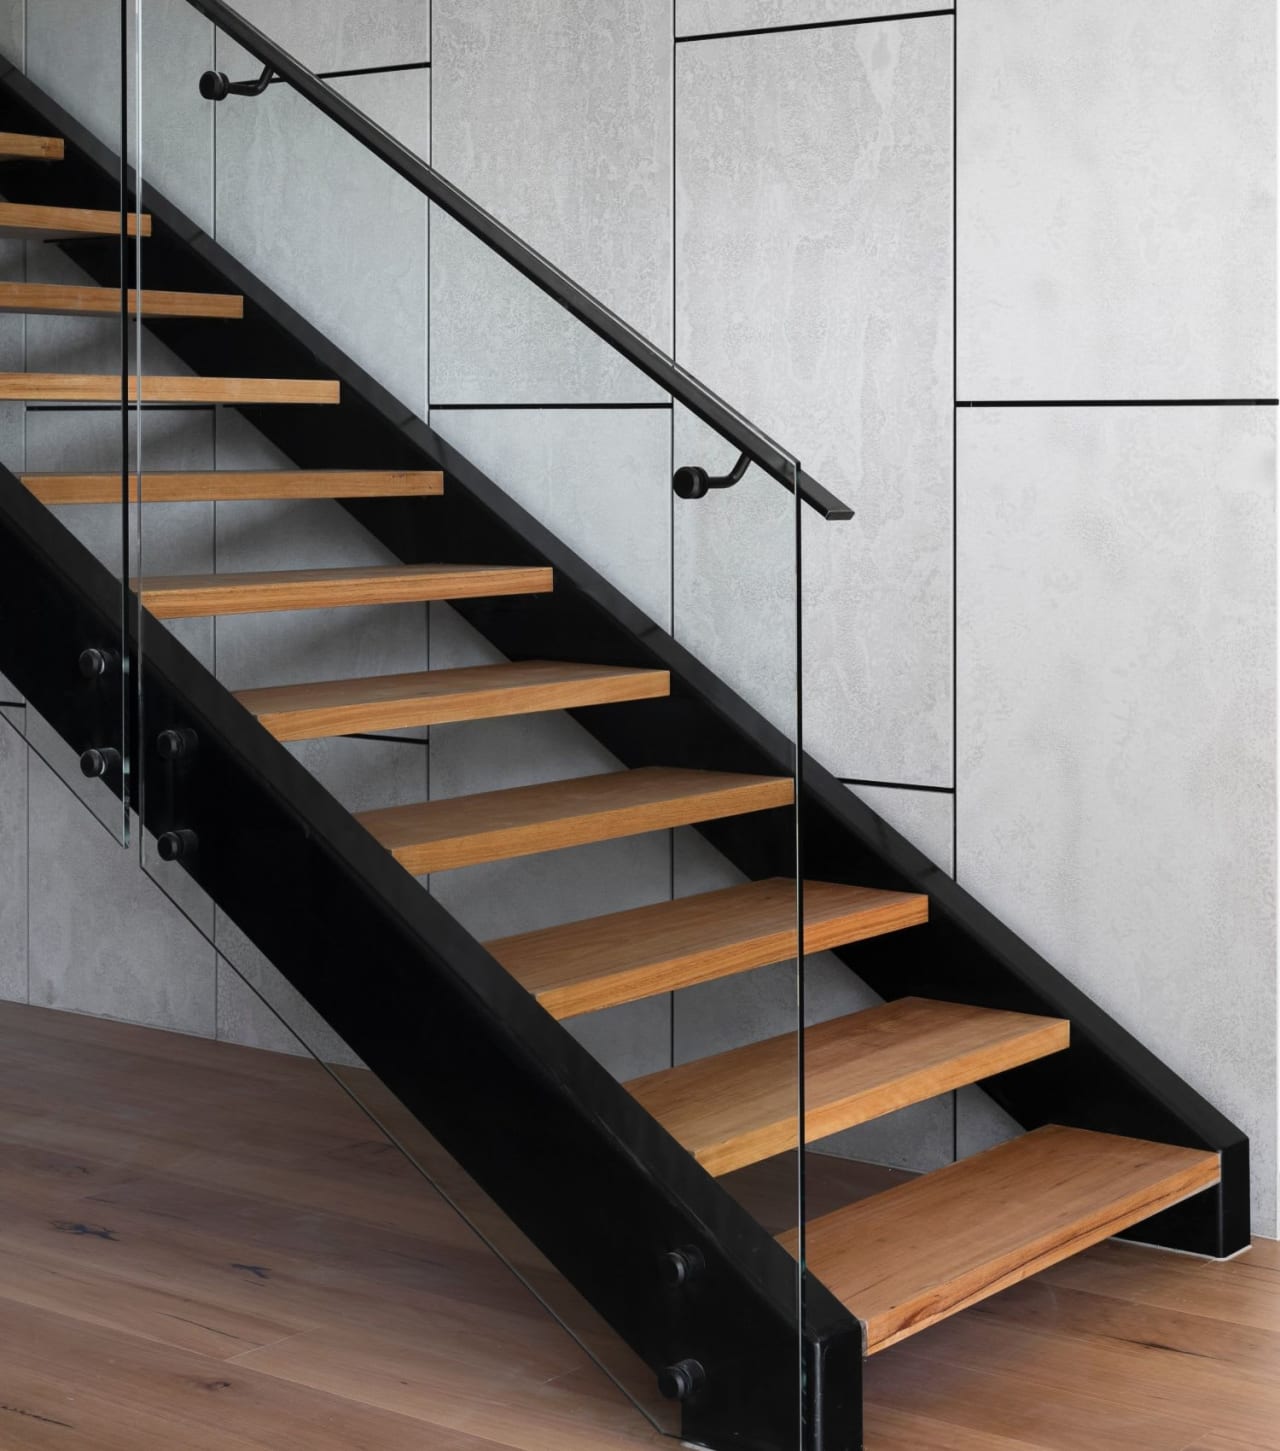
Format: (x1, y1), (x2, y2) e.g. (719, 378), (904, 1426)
(627, 997), (1070, 1177)
(235, 660), (672, 740)
(356, 767), (794, 874)
(487, 878), (928, 1019)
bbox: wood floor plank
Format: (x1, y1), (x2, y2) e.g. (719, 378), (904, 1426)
(864, 1403), (1054, 1451)
(0, 373), (337, 404)
(0, 131), (65, 161)
(0, 282), (241, 318)
(0, 200), (148, 238)
(626, 998), (1067, 1176)
(1036, 1239), (1280, 1335)
(486, 877), (927, 1018)
(785, 1125), (1220, 1354)
(136, 564), (552, 619)
(0, 1299), (491, 1451)
(864, 1347), (1197, 1451)
(232, 1324), (668, 1451)
(236, 660), (670, 741)
(356, 766), (794, 875)
(898, 1312), (1280, 1448)
(22, 467), (439, 503)
(0, 1243), (299, 1362)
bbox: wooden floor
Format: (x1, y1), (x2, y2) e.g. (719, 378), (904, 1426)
(0, 1000), (1275, 1451)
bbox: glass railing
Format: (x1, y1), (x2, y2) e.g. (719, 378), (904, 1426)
(2, 2), (863, 1444)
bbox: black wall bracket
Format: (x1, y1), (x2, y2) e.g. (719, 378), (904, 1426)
(674, 451), (751, 501)
(198, 65), (275, 101)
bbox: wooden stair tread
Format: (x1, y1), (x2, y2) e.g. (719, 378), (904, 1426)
(0, 374), (337, 404)
(0, 202), (149, 239)
(0, 132), (65, 161)
(486, 878), (928, 1019)
(781, 1124), (1220, 1354)
(136, 564), (553, 619)
(356, 767), (794, 875)
(236, 660), (671, 741)
(627, 998), (1068, 1177)
(22, 469), (440, 504)
(0, 283), (242, 319)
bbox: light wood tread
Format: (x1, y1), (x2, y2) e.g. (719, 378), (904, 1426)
(0, 374), (337, 404)
(781, 1124), (1220, 1354)
(626, 997), (1068, 1178)
(356, 767), (794, 876)
(0, 201), (149, 239)
(236, 660), (671, 741)
(0, 282), (242, 319)
(22, 469), (441, 504)
(136, 564), (553, 619)
(0, 132), (65, 161)
(486, 878), (928, 1020)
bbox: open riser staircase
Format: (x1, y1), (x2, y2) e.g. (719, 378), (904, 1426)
(0, 31), (1248, 1451)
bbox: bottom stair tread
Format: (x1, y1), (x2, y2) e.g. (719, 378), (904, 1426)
(783, 1124), (1219, 1354)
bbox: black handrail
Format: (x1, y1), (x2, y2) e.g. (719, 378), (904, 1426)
(179, 0), (853, 521)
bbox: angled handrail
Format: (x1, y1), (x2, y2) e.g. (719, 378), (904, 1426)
(178, 0), (853, 521)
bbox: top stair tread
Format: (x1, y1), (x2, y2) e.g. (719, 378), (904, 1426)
(0, 201), (149, 238)
(486, 877), (927, 1019)
(0, 374), (337, 405)
(626, 997), (1068, 1177)
(356, 767), (794, 875)
(0, 132), (65, 161)
(236, 659), (671, 740)
(137, 563), (553, 619)
(0, 282), (242, 319)
(782, 1124), (1220, 1354)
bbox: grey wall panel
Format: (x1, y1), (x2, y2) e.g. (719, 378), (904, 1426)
(28, 754), (216, 1034)
(674, 15), (953, 783)
(228, 0), (429, 70)
(429, 407), (673, 628)
(677, 1), (922, 36)
(0, 0), (21, 64)
(958, 0), (1276, 400)
(27, 0), (216, 234)
(214, 58), (428, 417)
(956, 1083), (1021, 1158)
(430, 0), (671, 404)
(957, 404), (1277, 1231)
(849, 783), (953, 874)
(0, 717), (27, 1003)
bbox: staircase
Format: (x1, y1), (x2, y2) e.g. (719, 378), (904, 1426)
(0, 39), (1247, 1451)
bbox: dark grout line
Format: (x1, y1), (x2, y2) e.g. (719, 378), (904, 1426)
(428, 401), (673, 411)
(677, 8), (954, 44)
(25, 403), (219, 413)
(951, 0), (959, 887)
(957, 398), (1279, 408)
(347, 733), (430, 747)
(841, 778), (955, 795)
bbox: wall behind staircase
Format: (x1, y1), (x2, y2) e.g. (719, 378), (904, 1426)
(0, 0), (1274, 1231)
